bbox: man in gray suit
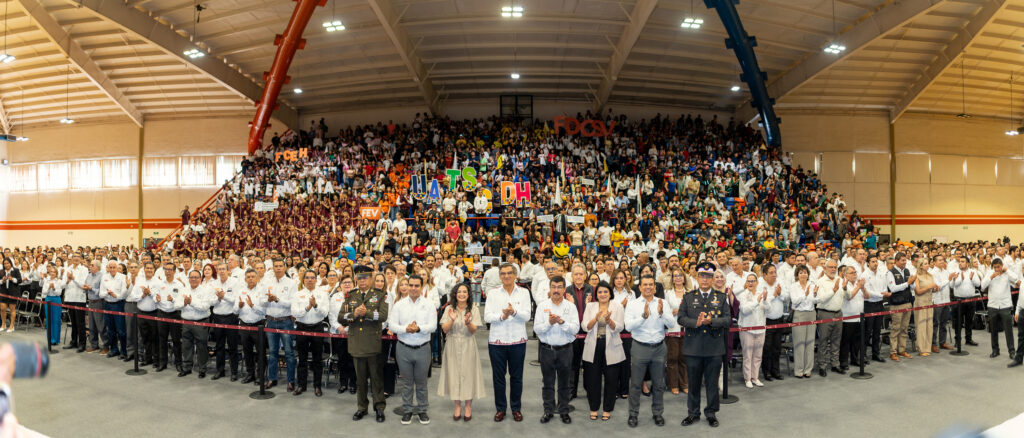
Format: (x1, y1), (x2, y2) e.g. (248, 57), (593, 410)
(83, 260), (107, 353)
(678, 262), (730, 428)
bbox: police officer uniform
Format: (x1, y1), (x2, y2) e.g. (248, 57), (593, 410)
(339, 265), (389, 422)
(678, 262), (729, 428)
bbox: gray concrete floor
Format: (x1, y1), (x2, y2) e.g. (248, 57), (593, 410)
(6, 326), (1023, 438)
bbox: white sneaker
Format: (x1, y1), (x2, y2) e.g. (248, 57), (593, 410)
(744, 381), (753, 388)
(752, 379), (764, 387)
(6, 327), (12, 333)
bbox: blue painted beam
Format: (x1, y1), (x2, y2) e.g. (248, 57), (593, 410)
(704, 0), (781, 147)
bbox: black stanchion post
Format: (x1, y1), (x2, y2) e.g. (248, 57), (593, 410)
(125, 313), (146, 376)
(951, 299), (969, 356)
(851, 312), (872, 379)
(250, 324), (275, 400)
(721, 329), (738, 404)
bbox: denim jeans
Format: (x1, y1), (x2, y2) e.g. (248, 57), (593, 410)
(44, 296), (61, 345)
(266, 318), (297, 383)
(103, 301), (127, 355)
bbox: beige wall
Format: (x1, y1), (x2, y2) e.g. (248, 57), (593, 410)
(781, 111), (1024, 242)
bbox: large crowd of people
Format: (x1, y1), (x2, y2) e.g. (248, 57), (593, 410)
(1, 111), (1021, 429)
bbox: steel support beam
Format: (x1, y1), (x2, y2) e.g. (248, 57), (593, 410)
(736, 0), (945, 124)
(890, 0), (1007, 122)
(706, 0), (781, 146)
(247, 0), (325, 154)
(69, 0), (298, 130)
(592, 0), (657, 113)
(17, 0), (144, 126)
(367, 0), (439, 115)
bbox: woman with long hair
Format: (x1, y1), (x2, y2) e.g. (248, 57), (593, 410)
(0, 258), (22, 332)
(789, 265), (818, 378)
(665, 266), (689, 395)
(913, 258), (938, 357)
(737, 273), (766, 388)
(329, 274), (357, 394)
(610, 268), (633, 399)
(582, 281), (624, 420)
(438, 283), (485, 421)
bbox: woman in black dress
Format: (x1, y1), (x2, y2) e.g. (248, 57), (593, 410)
(0, 258), (22, 332)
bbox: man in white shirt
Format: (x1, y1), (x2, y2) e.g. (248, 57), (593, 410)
(236, 268), (266, 384)
(928, 255), (953, 352)
(155, 262), (184, 373)
(179, 270), (213, 378)
(127, 261), (160, 366)
(860, 255), (889, 362)
(62, 253), (89, 352)
(724, 257), (751, 294)
(483, 263), (531, 422)
(886, 253), (916, 361)
(838, 266), (866, 371)
(982, 258), (1017, 358)
(534, 276), (580, 425)
(481, 259), (502, 299)
(390, 274), (438, 424)
(262, 258), (298, 390)
(101, 260), (128, 359)
(624, 275), (675, 428)
(291, 270), (330, 396)
(1010, 281), (1024, 367)
(211, 263), (242, 381)
(950, 255), (981, 348)
(814, 260), (843, 376)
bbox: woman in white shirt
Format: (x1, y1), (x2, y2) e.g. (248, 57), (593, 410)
(610, 269), (633, 399)
(42, 265), (65, 346)
(737, 273), (767, 388)
(665, 267), (689, 395)
(789, 265), (818, 378)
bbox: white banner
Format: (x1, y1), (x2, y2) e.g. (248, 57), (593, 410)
(254, 201), (279, 212)
(567, 215), (585, 224)
(581, 178), (595, 186)
(537, 214), (554, 223)
(466, 246), (485, 255)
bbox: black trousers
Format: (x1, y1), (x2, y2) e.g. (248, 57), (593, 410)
(570, 337), (584, 396)
(953, 298), (975, 345)
(1015, 310), (1024, 362)
(839, 321), (861, 368)
(685, 355), (722, 418)
(539, 343), (573, 415)
(761, 318), (783, 376)
(156, 310), (181, 367)
(864, 301), (885, 357)
(67, 303), (86, 347)
(138, 310), (159, 363)
(212, 314), (240, 374)
(989, 308), (1015, 355)
(239, 322), (262, 378)
(582, 337), (620, 413)
(354, 354), (386, 411)
(618, 336), (632, 396)
(331, 338), (356, 387)
(295, 323), (324, 389)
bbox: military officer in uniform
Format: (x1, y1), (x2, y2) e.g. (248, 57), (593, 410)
(340, 265), (390, 423)
(678, 262), (730, 428)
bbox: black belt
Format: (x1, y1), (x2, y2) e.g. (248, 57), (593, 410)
(634, 340), (663, 348)
(539, 342), (572, 351)
(267, 316), (291, 322)
(399, 341), (428, 349)
(88, 299), (103, 304)
(240, 320), (264, 327)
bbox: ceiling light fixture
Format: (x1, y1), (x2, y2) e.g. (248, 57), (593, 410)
(680, 0), (702, 29)
(1, 0), (13, 64)
(731, 85), (741, 92)
(510, 72), (520, 79)
(823, 0), (845, 54)
(323, 0), (345, 31)
(293, 87), (303, 94)
(956, 56), (971, 119)
(501, 6), (523, 18)
(1006, 73), (1018, 136)
(60, 64), (74, 125)
(183, 48), (205, 59)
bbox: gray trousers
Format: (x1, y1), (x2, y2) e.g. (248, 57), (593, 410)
(933, 307), (950, 346)
(125, 302), (138, 356)
(792, 311), (816, 376)
(816, 310), (841, 369)
(87, 301), (107, 349)
(181, 323), (210, 372)
(397, 342), (431, 414)
(538, 343), (572, 415)
(628, 341), (666, 417)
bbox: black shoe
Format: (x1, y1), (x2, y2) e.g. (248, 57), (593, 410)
(63, 344), (78, 350)
(337, 386), (345, 394)
(832, 367), (846, 375)
(1010, 351), (1016, 359)
(287, 382), (295, 392)
(353, 410), (368, 421)
(708, 417), (720, 427)
(561, 414), (572, 424)
(76, 347), (86, 353)
(155, 364), (167, 372)
(652, 415), (664, 426)
(119, 355), (128, 361)
(991, 351), (1000, 358)
(872, 356), (886, 363)
(401, 413), (414, 425)
(230, 374), (239, 382)
(178, 370), (191, 377)
(211, 371), (225, 381)
(315, 387), (323, 397)
(418, 413), (429, 424)
(763, 375), (773, 382)
(349, 386), (357, 394)
(771, 373), (783, 380)
(176, 364), (183, 373)
(681, 415), (698, 426)
(106, 351), (119, 358)
(293, 386), (305, 396)
(627, 416), (638, 428)
(122, 354), (134, 362)
(569, 392), (577, 401)
(375, 409), (386, 423)
(1009, 360), (1023, 368)
(966, 340), (979, 346)
(818, 368), (827, 377)
(242, 374), (255, 384)
(197, 371), (206, 379)
(540, 413), (553, 424)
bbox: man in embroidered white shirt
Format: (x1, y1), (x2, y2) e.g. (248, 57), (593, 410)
(483, 263), (531, 423)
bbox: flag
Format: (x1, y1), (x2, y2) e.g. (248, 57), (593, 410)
(635, 175), (642, 214)
(229, 210), (236, 232)
(554, 177), (562, 206)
